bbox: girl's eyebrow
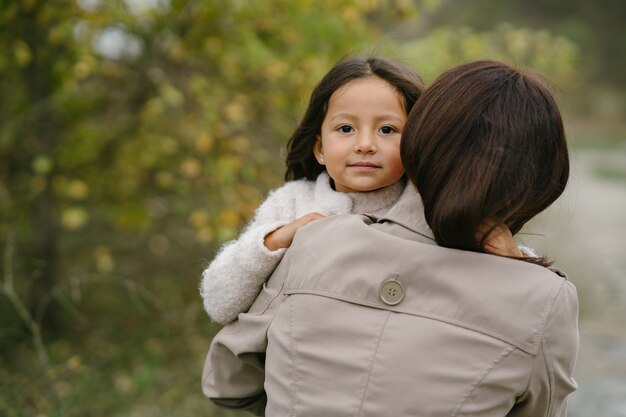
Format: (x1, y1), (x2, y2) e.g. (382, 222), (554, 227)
(374, 114), (405, 124)
(327, 113), (405, 123)
(327, 112), (357, 122)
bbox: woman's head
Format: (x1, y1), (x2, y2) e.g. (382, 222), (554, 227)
(285, 56), (425, 182)
(401, 60), (569, 257)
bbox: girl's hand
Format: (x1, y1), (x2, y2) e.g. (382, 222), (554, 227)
(264, 212), (326, 251)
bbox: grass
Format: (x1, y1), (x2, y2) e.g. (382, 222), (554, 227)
(0, 272), (244, 417)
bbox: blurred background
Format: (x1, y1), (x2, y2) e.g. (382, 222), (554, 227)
(1, 0), (624, 416)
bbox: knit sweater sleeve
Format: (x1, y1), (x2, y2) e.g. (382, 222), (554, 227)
(200, 182), (304, 324)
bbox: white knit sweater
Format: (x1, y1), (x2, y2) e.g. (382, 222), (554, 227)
(200, 172), (412, 324)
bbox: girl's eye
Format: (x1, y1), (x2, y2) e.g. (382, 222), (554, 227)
(379, 125), (397, 134)
(338, 125), (353, 133)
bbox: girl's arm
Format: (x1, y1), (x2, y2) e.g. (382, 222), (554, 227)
(202, 248), (291, 415)
(200, 226), (286, 324)
(200, 181), (321, 324)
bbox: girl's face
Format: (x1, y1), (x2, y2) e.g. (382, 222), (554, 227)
(314, 77), (406, 193)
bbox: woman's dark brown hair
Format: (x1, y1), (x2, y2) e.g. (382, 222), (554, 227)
(401, 60), (569, 265)
(285, 56), (425, 181)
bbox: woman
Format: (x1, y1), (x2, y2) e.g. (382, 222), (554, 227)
(202, 60), (579, 417)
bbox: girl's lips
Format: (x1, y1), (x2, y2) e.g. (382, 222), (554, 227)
(349, 162), (380, 168)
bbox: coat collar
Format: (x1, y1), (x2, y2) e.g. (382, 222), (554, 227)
(375, 184), (436, 243)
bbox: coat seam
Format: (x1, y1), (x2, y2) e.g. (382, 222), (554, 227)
(541, 336), (555, 416)
(288, 298), (299, 417)
(529, 280), (566, 348)
(451, 345), (517, 417)
(284, 288), (534, 354)
(518, 281), (565, 417)
(356, 310), (391, 417)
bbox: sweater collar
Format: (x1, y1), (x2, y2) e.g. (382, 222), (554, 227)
(314, 171), (406, 217)
(346, 179), (405, 218)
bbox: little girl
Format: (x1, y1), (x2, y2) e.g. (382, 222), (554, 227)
(200, 56), (425, 323)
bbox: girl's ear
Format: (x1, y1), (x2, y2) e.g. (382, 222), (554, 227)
(313, 135), (325, 165)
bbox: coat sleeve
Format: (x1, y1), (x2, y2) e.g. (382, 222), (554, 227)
(199, 183), (302, 324)
(513, 279), (579, 416)
(201, 251), (291, 416)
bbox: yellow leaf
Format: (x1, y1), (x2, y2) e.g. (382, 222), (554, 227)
(230, 135), (250, 154)
(14, 40), (32, 67)
(196, 227), (214, 243)
(32, 155), (53, 174)
(218, 210), (240, 227)
(114, 374), (133, 393)
(189, 209), (209, 228)
(73, 57), (96, 79)
(342, 6), (360, 24)
(48, 26), (64, 45)
(224, 102), (245, 123)
(62, 208), (89, 230)
(94, 246), (114, 273)
(196, 132), (214, 154)
(155, 171), (174, 188)
(66, 179), (90, 200)
(160, 83), (184, 107)
(179, 158), (202, 178)
(67, 355), (82, 370)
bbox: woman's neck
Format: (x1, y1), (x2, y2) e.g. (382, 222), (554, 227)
(482, 224), (523, 257)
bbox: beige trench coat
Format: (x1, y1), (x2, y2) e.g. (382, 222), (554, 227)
(202, 191), (579, 417)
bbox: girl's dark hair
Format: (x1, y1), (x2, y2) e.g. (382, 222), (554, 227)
(285, 56), (425, 181)
(401, 60), (569, 265)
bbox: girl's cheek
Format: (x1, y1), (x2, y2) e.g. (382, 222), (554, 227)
(391, 150), (405, 175)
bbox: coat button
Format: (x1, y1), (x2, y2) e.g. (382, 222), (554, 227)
(379, 277), (405, 306)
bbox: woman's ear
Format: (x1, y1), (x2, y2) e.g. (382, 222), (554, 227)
(313, 135), (325, 165)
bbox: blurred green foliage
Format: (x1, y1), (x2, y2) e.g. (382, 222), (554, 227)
(0, 0), (618, 416)
(422, 0), (626, 87)
(412, 0), (626, 139)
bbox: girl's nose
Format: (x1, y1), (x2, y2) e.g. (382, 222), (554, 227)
(354, 132), (376, 153)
